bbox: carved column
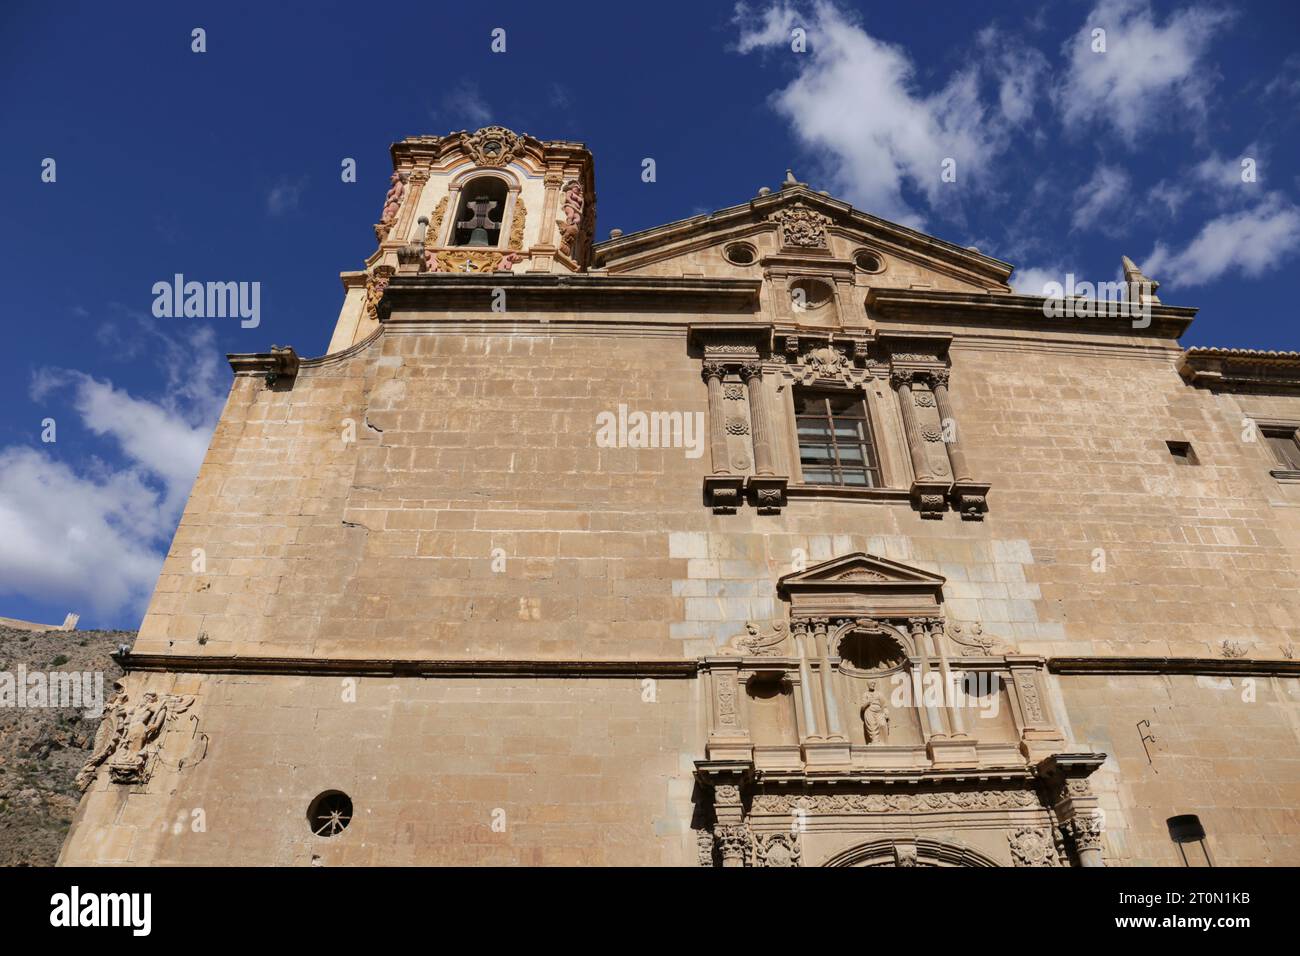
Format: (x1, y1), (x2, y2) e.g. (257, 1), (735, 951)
(911, 618), (946, 739)
(931, 370), (991, 520)
(928, 619), (965, 737)
(703, 363), (732, 475)
(813, 620), (843, 739)
(793, 621), (820, 739)
(741, 362), (787, 512)
(741, 363), (775, 476)
(893, 371), (930, 481)
(929, 371), (969, 481)
(1036, 753), (1108, 867)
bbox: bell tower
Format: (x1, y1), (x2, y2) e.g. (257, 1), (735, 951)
(326, 125), (597, 353)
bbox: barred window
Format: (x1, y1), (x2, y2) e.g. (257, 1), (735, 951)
(1264, 426), (1300, 470)
(795, 388), (881, 487)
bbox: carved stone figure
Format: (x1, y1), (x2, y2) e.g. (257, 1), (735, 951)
(380, 171), (406, 224)
(557, 179), (586, 258)
(74, 681), (129, 792)
(76, 690), (199, 789)
(423, 196), (449, 270)
(860, 679), (890, 744)
(107, 692), (196, 784)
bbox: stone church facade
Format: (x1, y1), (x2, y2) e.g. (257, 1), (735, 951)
(60, 127), (1300, 866)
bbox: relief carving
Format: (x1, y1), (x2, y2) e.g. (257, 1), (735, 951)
(773, 206), (830, 248)
(721, 622), (789, 657)
(557, 179), (585, 258)
(77, 690), (205, 791)
(1009, 827), (1060, 867)
(463, 125), (528, 167)
(752, 789), (1039, 814)
(753, 831), (802, 867)
(375, 170), (407, 241)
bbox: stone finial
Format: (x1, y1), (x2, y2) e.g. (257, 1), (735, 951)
(1122, 255), (1161, 305)
(783, 168), (800, 188)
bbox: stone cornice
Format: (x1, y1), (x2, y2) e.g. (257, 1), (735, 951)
(1049, 656), (1300, 677)
(380, 273), (761, 315)
(866, 288), (1196, 340)
(1178, 347), (1300, 393)
(114, 653), (699, 679)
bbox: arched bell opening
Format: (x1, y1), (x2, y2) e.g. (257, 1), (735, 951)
(451, 175), (509, 247)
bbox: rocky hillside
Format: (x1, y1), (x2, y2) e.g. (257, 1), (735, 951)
(0, 626), (128, 866)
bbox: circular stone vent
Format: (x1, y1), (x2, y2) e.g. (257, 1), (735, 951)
(308, 790), (353, 837)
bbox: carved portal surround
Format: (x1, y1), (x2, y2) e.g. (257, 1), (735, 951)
(694, 552), (1105, 867)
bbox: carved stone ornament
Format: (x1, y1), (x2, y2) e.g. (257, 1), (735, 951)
(364, 265), (396, 323)
(721, 621), (789, 657)
(921, 424), (943, 442)
(723, 383), (745, 401)
(431, 250), (502, 274)
(914, 391), (936, 408)
(714, 823), (752, 866)
(463, 125), (528, 167)
(508, 196), (527, 250)
(894, 842), (918, 867)
(803, 344), (849, 375)
(697, 827), (716, 867)
(945, 621), (1010, 657)
(1009, 827), (1060, 867)
(753, 831), (802, 867)
(76, 689), (206, 791)
(1067, 812), (1105, 852)
(375, 170), (408, 241)
(725, 416), (750, 436)
(557, 179), (585, 258)
(773, 205), (830, 248)
(753, 789), (1040, 814)
(1014, 670), (1046, 723)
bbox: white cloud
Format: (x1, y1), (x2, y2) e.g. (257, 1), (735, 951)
(434, 81), (493, 128)
(733, 1), (1033, 228)
(1071, 165), (1131, 232)
(1055, 0), (1234, 144)
(266, 176), (308, 217)
(0, 327), (226, 620)
(1143, 194), (1300, 287)
(1011, 264), (1071, 295)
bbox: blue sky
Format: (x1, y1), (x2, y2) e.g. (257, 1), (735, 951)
(1, 0), (1298, 628)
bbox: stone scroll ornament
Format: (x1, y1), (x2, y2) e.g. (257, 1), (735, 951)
(496, 197), (528, 272)
(76, 689), (207, 791)
(422, 196), (449, 271)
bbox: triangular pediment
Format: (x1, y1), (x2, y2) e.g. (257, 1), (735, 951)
(778, 552), (945, 620)
(779, 552), (946, 590)
(593, 186), (1011, 293)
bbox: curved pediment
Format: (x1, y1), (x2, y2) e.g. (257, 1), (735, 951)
(778, 552), (945, 620)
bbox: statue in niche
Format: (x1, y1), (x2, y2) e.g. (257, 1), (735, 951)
(860, 679), (890, 744)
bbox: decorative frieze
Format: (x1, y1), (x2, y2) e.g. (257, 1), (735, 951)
(751, 788), (1040, 814)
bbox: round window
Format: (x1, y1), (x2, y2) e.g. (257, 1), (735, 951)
(854, 250), (884, 273)
(308, 791), (353, 837)
(723, 242), (757, 266)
